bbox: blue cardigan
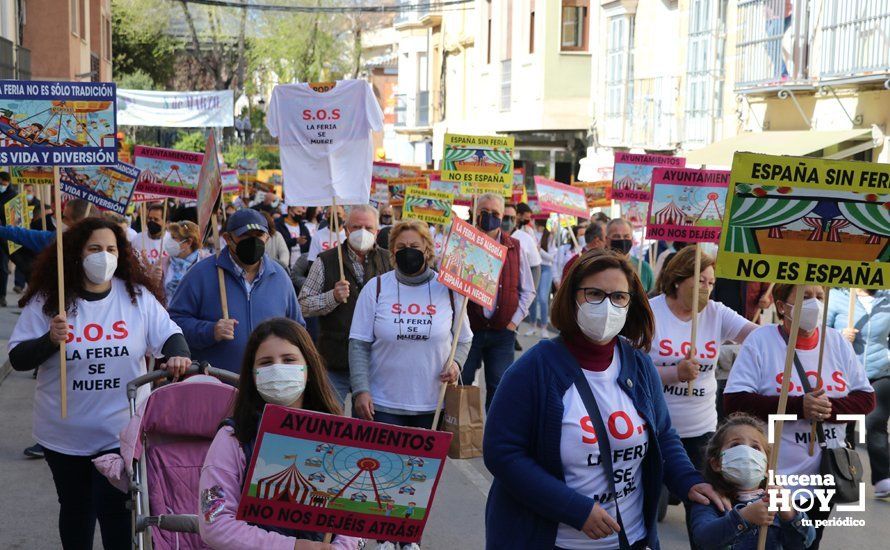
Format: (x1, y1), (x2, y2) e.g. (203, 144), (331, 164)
(483, 337), (703, 549)
(827, 288), (890, 381)
(168, 250), (304, 374)
(690, 501), (814, 550)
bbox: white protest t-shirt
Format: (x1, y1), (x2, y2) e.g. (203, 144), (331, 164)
(9, 279), (182, 455)
(724, 325), (872, 491)
(511, 226), (542, 268)
(281, 219), (303, 268)
(306, 226), (346, 263)
(265, 80), (383, 207)
(649, 295), (751, 438)
(130, 232), (176, 266)
(556, 355), (648, 549)
(349, 272), (473, 412)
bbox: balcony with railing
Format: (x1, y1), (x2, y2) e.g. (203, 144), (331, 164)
(417, 90), (430, 126)
(16, 46), (30, 80)
(395, 94), (407, 127)
(816, 0), (890, 82)
(500, 60), (511, 112)
(735, 0), (810, 90)
(0, 37), (14, 79)
(630, 76), (680, 150)
(394, 0), (439, 29)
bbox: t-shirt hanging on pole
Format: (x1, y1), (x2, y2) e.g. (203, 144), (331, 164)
(265, 79), (383, 207)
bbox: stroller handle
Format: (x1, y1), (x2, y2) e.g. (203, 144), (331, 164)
(126, 361), (240, 400)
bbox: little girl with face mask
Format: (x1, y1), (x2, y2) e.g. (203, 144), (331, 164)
(198, 319), (361, 549)
(691, 413), (815, 550)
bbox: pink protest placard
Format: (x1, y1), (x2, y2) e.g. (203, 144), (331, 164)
(133, 145), (204, 199)
(221, 169), (240, 194)
(645, 168), (730, 243)
(611, 152), (686, 203)
(437, 218), (507, 309)
(534, 176), (588, 218)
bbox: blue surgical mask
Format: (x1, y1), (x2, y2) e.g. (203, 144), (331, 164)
(478, 211), (502, 232)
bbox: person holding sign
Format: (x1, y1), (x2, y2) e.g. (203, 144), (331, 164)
(169, 209), (305, 375)
(8, 217), (191, 549)
(484, 250), (726, 550)
(198, 318), (360, 549)
(459, 193), (535, 410)
(349, 221), (473, 427)
(0, 198), (93, 254)
(723, 284), (875, 548)
(649, 246), (758, 546)
(299, 205), (391, 405)
(826, 288), (890, 500)
(305, 205), (346, 264)
(131, 202), (175, 275)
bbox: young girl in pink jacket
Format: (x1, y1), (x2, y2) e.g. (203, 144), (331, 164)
(198, 318), (361, 550)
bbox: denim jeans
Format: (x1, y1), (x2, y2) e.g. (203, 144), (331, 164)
(327, 370), (351, 409)
(679, 432), (713, 550)
(530, 264), (553, 327)
(866, 376), (890, 484)
(44, 448), (130, 550)
(460, 328), (517, 411)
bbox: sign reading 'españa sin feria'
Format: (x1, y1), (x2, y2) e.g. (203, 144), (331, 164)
(715, 152), (889, 289)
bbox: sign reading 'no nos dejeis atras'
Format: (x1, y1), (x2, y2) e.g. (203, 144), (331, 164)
(716, 152), (889, 289)
(0, 80), (117, 166)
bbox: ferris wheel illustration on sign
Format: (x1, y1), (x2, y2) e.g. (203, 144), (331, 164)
(317, 447), (419, 508)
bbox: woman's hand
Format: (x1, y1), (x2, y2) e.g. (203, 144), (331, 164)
(739, 497), (775, 527)
(802, 389), (832, 421)
(159, 356), (191, 381)
(677, 355), (700, 383)
(581, 503), (621, 540)
(841, 327), (858, 343)
(353, 392), (375, 421)
(440, 361), (460, 384)
(758, 296), (772, 309)
(49, 313), (68, 345)
(293, 540), (332, 550)
(767, 485), (797, 522)
(688, 483), (731, 512)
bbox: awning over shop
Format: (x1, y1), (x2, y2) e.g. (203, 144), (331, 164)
(683, 128), (876, 167)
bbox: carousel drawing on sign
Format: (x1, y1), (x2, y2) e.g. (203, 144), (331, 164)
(725, 184), (890, 262)
(0, 101), (115, 150)
(246, 433), (441, 520)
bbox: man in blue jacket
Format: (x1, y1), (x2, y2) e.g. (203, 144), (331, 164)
(169, 208), (305, 375)
(0, 198), (92, 253)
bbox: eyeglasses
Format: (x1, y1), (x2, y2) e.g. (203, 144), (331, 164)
(577, 287), (632, 308)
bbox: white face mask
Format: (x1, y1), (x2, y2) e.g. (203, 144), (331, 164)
(255, 364), (307, 406)
(795, 297), (824, 333)
(348, 228), (376, 252)
(83, 251), (117, 284)
(164, 239), (183, 258)
(576, 300), (627, 343)
(720, 444), (767, 490)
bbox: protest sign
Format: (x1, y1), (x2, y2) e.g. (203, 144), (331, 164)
(646, 168), (729, 243)
(429, 172), (471, 207)
(0, 80), (117, 166)
(8, 165), (53, 185)
(3, 192), (28, 253)
(388, 176), (428, 206)
(716, 152), (889, 289)
(59, 163), (140, 215)
(534, 176), (588, 218)
(574, 180), (612, 208)
(511, 169), (526, 205)
(611, 152), (685, 202)
(373, 160), (400, 183)
(237, 405), (451, 544)
(133, 145), (203, 200)
(221, 169), (240, 194)
(442, 133), (514, 196)
(117, 89), (233, 128)
(620, 201), (646, 229)
(437, 218), (507, 309)
(403, 187), (454, 225)
(196, 133), (222, 243)
(236, 157), (258, 182)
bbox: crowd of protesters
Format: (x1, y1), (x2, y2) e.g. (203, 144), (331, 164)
(0, 177), (885, 550)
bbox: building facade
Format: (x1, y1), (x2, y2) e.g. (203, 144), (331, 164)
(23, 0), (112, 82)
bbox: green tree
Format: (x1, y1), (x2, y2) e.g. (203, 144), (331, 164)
(111, 0), (179, 87)
(172, 131), (208, 153)
(249, 10), (348, 83)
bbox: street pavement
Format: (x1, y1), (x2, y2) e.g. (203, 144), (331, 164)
(1, 294), (889, 548)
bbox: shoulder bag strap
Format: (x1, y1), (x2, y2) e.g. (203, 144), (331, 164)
(778, 328), (827, 446)
(571, 363), (633, 550)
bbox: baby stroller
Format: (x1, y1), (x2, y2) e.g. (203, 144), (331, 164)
(94, 362), (239, 549)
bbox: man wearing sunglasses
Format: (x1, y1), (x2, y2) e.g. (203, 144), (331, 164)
(460, 193), (536, 410)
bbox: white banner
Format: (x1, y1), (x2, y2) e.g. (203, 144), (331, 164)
(117, 89), (234, 128)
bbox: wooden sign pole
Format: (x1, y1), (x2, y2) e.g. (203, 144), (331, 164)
(39, 185), (47, 231)
(211, 213), (229, 319)
(53, 166), (68, 419)
(140, 202), (148, 260)
(808, 285), (831, 456)
(687, 243), (702, 395)
(331, 196), (346, 282)
(431, 295), (470, 430)
(847, 289), (857, 329)
(757, 285), (805, 550)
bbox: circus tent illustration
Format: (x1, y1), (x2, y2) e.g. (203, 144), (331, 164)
(654, 201), (688, 225)
(613, 175), (637, 190)
(256, 455), (316, 504)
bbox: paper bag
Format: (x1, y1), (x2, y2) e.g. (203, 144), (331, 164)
(441, 384), (484, 459)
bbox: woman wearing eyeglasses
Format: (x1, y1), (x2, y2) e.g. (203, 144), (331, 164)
(484, 249), (727, 550)
(648, 246), (757, 548)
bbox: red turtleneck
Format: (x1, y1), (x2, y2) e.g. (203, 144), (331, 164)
(564, 335), (616, 372)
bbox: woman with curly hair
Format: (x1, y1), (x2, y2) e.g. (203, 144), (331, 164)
(8, 217), (191, 549)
